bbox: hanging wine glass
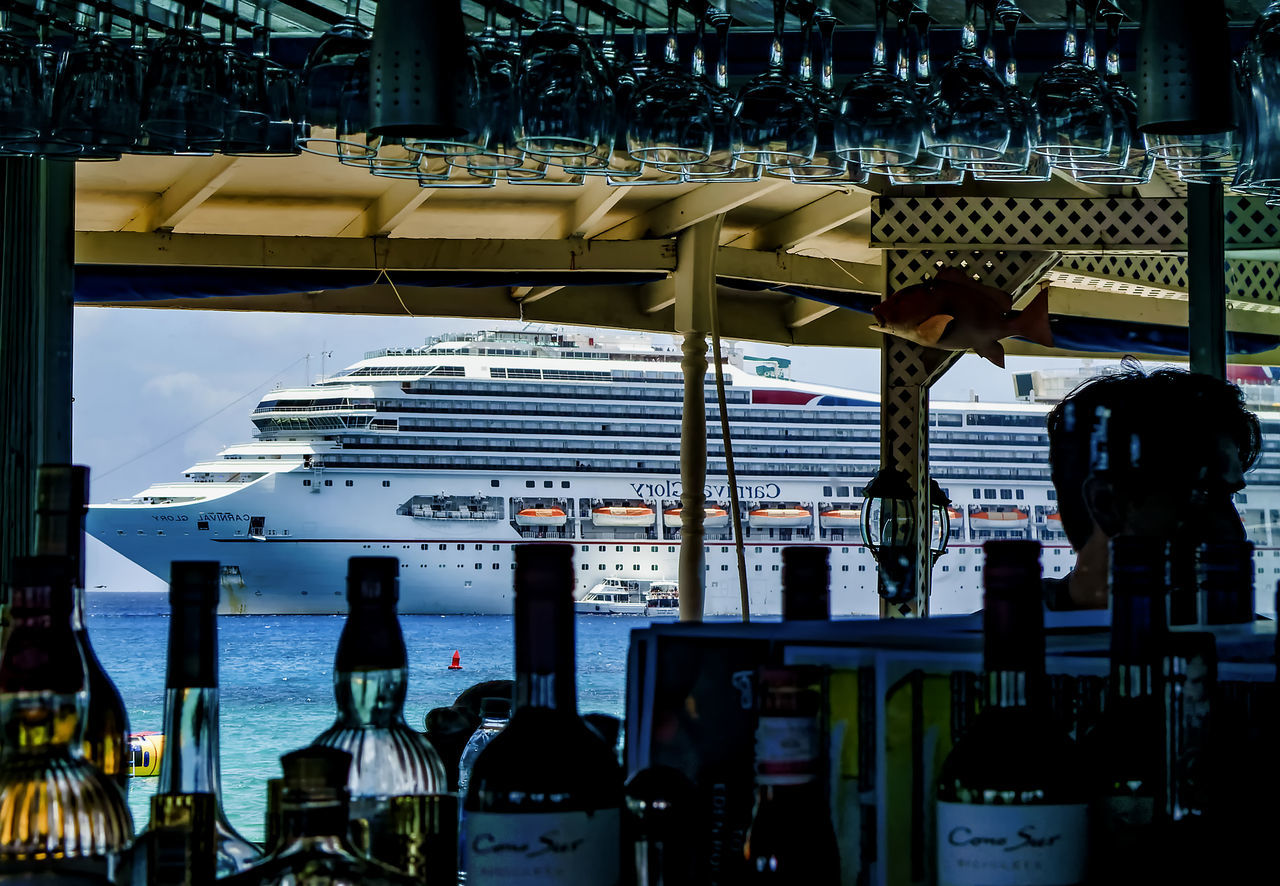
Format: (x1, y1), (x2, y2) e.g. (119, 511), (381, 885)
(836, 0), (920, 170)
(52, 1), (141, 156)
(556, 3), (619, 176)
(0, 1), (43, 150)
(1241, 4), (1280, 193)
(887, 9), (965, 185)
(924, 0), (1013, 165)
(192, 0), (268, 153)
(971, 1), (1052, 181)
(627, 0), (713, 168)
(786, 5), (863, 183)
(296, 0), (372, 160)
(141, 0), (228, 147)
(1070, 4), (1153, 185)
(123, 3), (173, 154)
(1031, 0), (1113, 158)
(333, 49), (375, 166)
(683, 6), (761, 182)
(516, 0), (614, 159)
(732, 0), (817, 169)
(224, 1), (301, 157)
(456, 3), (523, 174)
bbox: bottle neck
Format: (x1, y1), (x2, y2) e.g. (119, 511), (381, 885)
(479, 715), (509, 731)
(279, 799), (354, 844)
(515, 593), (576, 713)
(982, 591), (1045, 709)
(984, 669), (1040, 709)
(0, 611), (86, 756)
(159, 687), (225, 795)
(333, 603), (410, 725)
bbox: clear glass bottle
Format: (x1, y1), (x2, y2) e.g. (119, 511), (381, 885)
(935, 540), (1089, 886)
(34, 463), (131, 791)
(0, 555), (134, 880)
(781, 545), (830, 621)
(129, 562), (261, 883)
(312, 557), (446, 866)
(743, 666), (839, 883)
(460, 543), (623, 886)
(456, 697), (509, 884)
(220, 747), (418, 886)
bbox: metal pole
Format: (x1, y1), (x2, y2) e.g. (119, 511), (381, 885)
(1187, 179), (1227, 380)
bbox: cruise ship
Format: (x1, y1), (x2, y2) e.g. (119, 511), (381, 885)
(87, 331), (1280, 617)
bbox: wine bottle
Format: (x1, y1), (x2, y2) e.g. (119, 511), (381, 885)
(128, 562), (261, 883)
(625, 765), (699, 886)
(935, 540), (1088, 886)
(0, 555), (133, 881)
(312, 557), (446, 867)
(1082, 536), (1167, 878)
(33, 463), (131, 790)
(743, 666), (839, 883)
(144, 793), (218, 886)
(220, 747), (418, 886)
(1195, 540), (1254, 625)
(460, 543), (623, 886)
(781, 546), (830, 621)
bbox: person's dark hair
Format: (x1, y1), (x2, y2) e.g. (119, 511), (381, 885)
(1046, 362), (1262, 549)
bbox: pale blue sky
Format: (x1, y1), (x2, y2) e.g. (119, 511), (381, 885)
(71, 307), (1102, 591)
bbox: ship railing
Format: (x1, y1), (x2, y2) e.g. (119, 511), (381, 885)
(253, 404), (375, 414)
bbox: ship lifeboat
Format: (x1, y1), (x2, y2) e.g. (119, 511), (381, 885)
(819, 509), (861, 529)
(749, 507), (812, 529)
(515, 508), (568, 527)
(947, 507), (963, 522)
(591, 506), (656, 527)
(1045, 512), (1063, 529)
(970, 508), (1030, 531)
(663, 507), (730, 529)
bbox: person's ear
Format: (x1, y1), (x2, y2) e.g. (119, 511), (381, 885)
(1083, 476), (1126, 537)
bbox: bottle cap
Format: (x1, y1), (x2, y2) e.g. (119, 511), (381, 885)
(281, 746), (352, 798)
(1108, 537), (1171, 593)
(346, 557), (399, 606)
(781, 547), (830, 621)
(514, 543), (573, 599)
(981, 540), (1042, 600)
(479, 696), (511, 720)
(169, 561), (220, 609)
(8, 555), (75, 617)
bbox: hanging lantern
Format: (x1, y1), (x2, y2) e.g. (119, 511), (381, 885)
(1138, 0), (1235, 138)
(928, 479), (952, 564)
(861, 468), (917, 603)
(369, 0), (473, 139)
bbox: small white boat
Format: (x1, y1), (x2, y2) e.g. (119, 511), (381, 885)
(591, 505), (655, 527)
(970, 508), (1030, 531)
(515, 507), (568, 527)
(663, 507), (730, 529)
(575, 578), (679, 616)
(749, 507), (811, 529)
(819, 508), (861, 529)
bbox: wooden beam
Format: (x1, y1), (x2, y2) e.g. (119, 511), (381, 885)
(716, 246), (883, 293)
(596, 179), (785, 241)
(122, 157), (242, 233)
(786, 297), (839, 328)
(540, 176), (633, 239)
(512, 285), (565, 304)
(639, 279), (677, 314)
(76, 231), (679, 273)
(728, 190), (872, 252)
(339, 179), (434, 238)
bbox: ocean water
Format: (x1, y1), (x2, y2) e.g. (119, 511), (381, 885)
(86, 592), (639, 844)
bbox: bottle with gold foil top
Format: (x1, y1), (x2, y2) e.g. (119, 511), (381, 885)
(128, 562), (260, 883)
(312, 557), (446, 866)
(0, 555), (134, 881)
(34, 463), (131, 790)
(221, 747), (418, 886)
(144, 793), (218, 886)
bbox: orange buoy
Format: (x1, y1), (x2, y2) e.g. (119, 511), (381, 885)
(448, 650), (462, 670)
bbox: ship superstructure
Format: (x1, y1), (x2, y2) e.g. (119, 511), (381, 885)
(88, 331), (1280, 616)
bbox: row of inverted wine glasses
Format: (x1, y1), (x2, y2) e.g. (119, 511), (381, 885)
(0, 0), (304, 159)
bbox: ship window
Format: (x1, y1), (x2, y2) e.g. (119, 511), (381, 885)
(838, 486), (850, 496)
(582, 564), (589, 570)
(823, 486), (833, 496)
(1047, 490), (1057, 501)
(959, 566), (967, 572)
(599, 546), (606, 552)
(476, 544), (483, 551)
(634, 565), (640, 570)
(599, 564), (606, 570)
(616, 546), (624, 552)
(457, 544), (465, 550)
(721, 564), (729, 571)
(439, 544), (447, 550)
(303, 479), (311, 487)
(382, 481), (390, 487)
(157, 531), (165, 537)
(324, 480), (333, 486)
(633, 546), (641, 553)
(772, 565), (780, 571)
(345, 480), (354, 487)
(616, 564), (623, 570)
(652, 565), (659, 570)
(772, 547), (779, 553)
(526, 481), (535, 488)
(493, 545), (499, 551)
(942, 565), (949, 572)
(1015, 489), (1024, 500)
(859, 565), (867, 572)
(668, 546), (676, 553)
(491, 479), (500, 487)
(544, 481), (553, 488)
(581, 545), (589, 552)
(755, 565), (762, 571)
(1000, 489), (1013, 500)
(422, 544), (428, 550)
(137, 530), (145, 536)
(755, 547), (762, 553)
(562, 481), (570, 488)
(476, 563), (482, 569)
(841, 565), (849, 572)
(197, 522), (209, 531)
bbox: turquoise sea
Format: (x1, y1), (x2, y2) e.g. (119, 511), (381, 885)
(86, 592), (637, 844)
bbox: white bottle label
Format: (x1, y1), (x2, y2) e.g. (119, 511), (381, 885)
(461, 809), (621, 886)
(755, 715), (817, 785)
(936, 802), (1088, 886)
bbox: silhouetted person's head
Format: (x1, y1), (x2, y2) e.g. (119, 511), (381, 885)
(1047, 365), (1261, 554)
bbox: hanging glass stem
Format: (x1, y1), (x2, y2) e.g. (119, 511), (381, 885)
(1081, 0), (1099, 71)
(962, 0), (979, 53)
(895, 8), (911, 82)
(982, 0), (999, 69)
(817, 12), (837, 93)
(798, 14), (814, 84)
(1063, 0), (1078, 61)
(768, 0), (787, 75)
(1001, 7), (1020, 87)
(915, 14), (933, 87)
(664, 0), (679, 67)
(872, 0), (888, 69)
(711, 10), (731, 91)
(1103, 8), (1121, 80)
(691, 12), (707, 80)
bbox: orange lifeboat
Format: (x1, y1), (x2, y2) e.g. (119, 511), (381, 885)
(819, 508), (861, 529)
(970, 508), (1030, 531)
(515, 507), (567, 527)
(663, 507), (730, 529)
(749, 507), (811, 529)
(591, 506), (656, 527)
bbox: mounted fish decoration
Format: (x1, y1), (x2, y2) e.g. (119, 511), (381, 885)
(869, 267), (1054, 368)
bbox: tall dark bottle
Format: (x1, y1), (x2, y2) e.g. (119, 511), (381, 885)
(0, 555), (133, 880)
(460, 543), (623, 885)
(781, 546), (830, 621)
(312, 557), (446, 866)
(1082, 537), (1167, 879)
(935, 541), (1088, 886)
(129, 562), (260, 883)
(743, 666), (839, 883)
(33, 464), (131, 790)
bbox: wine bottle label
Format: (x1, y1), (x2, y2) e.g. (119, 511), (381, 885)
(461, 809), (621, 885)
(936, 802), (1088, 886)
(755, 715), (818, 785)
